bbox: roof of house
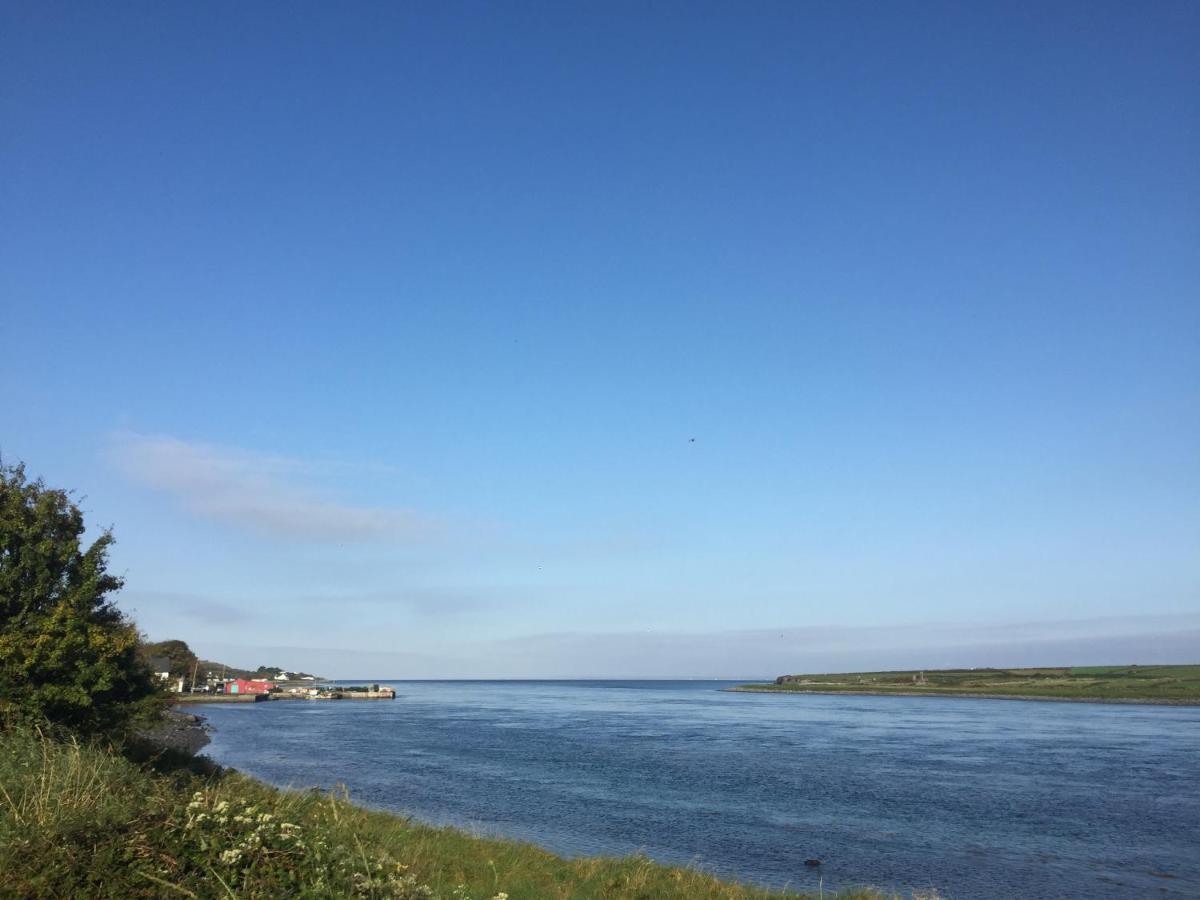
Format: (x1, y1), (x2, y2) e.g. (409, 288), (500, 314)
(148, 657), (171, 673)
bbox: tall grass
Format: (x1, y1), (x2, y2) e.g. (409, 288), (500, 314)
(1, 724), (900, 899)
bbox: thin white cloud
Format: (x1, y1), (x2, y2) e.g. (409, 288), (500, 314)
(118, 589), (260, 627)
(179, 614), (1200, 679)
(110, 432), (439, 542)
(476, 614), (1200, 678)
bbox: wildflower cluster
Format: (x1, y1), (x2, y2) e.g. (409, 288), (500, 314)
(451, 887), (510, 900)
(183, 791), (307, 870)
(180, 788), (446, 898)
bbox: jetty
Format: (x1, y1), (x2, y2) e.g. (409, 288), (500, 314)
(330, 685), (396, 699)
(175, 683), (395, 703)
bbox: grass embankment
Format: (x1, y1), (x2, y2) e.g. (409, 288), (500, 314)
(733, 664), (1200, 703)
(0, 725), (891, 900)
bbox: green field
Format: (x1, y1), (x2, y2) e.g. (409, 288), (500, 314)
(732, 664), (1200, 703)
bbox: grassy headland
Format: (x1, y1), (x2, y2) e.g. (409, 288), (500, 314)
(0, 724), (896, 900)
(731, 665), (1200, 704)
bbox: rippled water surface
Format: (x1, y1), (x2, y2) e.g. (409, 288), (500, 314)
(197, 681), (1200, 898)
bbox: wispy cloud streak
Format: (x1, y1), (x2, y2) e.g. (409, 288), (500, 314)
(110, 432), (439, 542)
(173, 614), (1200, 679)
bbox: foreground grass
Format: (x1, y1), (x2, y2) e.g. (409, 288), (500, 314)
(734, 664), (1200, 703)
(0, 726), (893, 900)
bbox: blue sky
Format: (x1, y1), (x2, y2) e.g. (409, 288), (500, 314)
(2, 2), (1197, 676)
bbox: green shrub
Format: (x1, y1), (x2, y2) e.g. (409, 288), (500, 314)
(0, 462), (163, 737)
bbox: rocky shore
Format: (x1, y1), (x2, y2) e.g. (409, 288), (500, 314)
(139, 708), (212, 755)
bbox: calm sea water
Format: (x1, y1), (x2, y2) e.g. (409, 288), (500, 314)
(197, 681), (1200, 899)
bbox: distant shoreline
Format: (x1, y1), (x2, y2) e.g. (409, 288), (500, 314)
(723, 686), (1200, 706)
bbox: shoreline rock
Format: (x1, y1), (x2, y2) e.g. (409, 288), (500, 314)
(139, 708), (213, 755)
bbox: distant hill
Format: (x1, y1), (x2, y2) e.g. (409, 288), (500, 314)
(195, 660), (322, 682)
(249, 665), (321, 681)
(730, 665), (1200, 704)
(141, 640), (321, 684)
(194, 659), (255, 681)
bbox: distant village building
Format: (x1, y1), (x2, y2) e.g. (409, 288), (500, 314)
(224, 679), (273, 695)
(148, 657), (172, 682)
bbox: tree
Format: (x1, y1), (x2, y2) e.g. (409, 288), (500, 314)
(0, 461), (162, 735)
(142, 638), (199, 683)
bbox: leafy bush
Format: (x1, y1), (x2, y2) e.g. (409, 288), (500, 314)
(0, 462), (162, 736)
(142, 639), (200, 682)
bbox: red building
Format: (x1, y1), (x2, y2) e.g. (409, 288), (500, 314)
(224, 679), (273, 695)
